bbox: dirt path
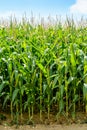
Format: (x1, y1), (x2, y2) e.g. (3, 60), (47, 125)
(0, 124), (87, 130)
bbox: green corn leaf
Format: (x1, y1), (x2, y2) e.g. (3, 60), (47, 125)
(3, 94), (10, 108)
(12, 88), (19, 103)
(70, 43), (76, 67)
(36, 61), (47, 76)
(0, 82), (5, 93)
(83, 83), (87, 99)
(0, 81), (9, 93)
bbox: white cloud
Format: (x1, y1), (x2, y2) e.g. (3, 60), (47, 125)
(70, 0), (87, 14)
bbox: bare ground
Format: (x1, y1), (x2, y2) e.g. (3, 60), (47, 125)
(0, 124), (87, 130)
(0, 112), (87, 130)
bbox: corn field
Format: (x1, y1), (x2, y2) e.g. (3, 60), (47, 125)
(0, 18), (87, 123)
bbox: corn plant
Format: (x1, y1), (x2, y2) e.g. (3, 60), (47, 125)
(83, 56), (87, 113)
(0, 17), (87, 124)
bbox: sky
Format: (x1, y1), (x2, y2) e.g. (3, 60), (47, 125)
(0, 0), (87, 21)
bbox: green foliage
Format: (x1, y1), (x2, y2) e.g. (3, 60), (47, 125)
(0, 18), (87, 123)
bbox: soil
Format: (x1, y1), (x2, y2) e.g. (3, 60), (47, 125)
(0, 112), (87, 130)
(0, 124), (87, 130)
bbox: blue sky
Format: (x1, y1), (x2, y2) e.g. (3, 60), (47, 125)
(0, 0), (87, 20)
